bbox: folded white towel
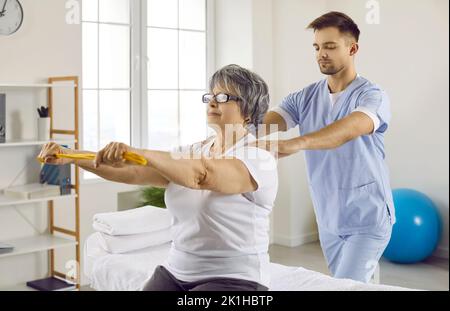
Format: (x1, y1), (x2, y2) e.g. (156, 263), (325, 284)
(93, 206), (172, 236)
(95, 229), (172, 254)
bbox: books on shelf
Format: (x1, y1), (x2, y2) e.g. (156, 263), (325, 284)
(40, 163), (71, 195)
(0, 242), (14, 255)
(3, 183), (61, 200)
(26, 277), (76, 291)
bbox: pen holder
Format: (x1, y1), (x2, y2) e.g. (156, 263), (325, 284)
(38, 117), (51, 141)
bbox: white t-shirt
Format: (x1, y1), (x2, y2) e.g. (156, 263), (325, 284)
(163, 133), (278, 287)
(329, 90), (344, 108)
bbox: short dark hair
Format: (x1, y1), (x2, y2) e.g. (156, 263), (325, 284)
(307, 11), (360, 42)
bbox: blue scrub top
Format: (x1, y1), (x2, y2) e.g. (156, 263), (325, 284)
(280, 76), (396, 235)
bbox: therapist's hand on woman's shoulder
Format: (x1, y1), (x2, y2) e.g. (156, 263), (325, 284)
(38, 142), (74, 165)
(94, 142), (136, 168)
(248, 139), (300, 159)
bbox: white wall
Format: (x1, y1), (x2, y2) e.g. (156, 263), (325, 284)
(214, 0), (253, 69)
(214, 0), (273, 90)
(0, 0), (141, 287)
(270, 0), (329, 246)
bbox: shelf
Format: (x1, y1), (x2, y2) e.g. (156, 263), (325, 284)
(0, 83), (77, 89)
(0, 234), (78, 259)
(0, 284), (38, 291)
(0, 282), (78, 291)
(0, 192), (77, 207)
(0, 138), (77, 148)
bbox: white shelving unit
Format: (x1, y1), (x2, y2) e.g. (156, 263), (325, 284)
(0, 235), (78, 259)
(0, 138), (77, 148)
(0, 191), (77, 207)
(0, 77), (81, 290)
(0, 284), (38, 291)
(0, 82), (76, 89)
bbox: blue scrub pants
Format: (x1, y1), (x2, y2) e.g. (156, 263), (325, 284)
(318, 221), (392, 283)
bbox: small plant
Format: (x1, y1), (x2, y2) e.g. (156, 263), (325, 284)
(138, 187), (166, 208)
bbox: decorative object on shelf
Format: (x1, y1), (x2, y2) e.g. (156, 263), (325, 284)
(138, 187), (166, 208)
(0, 0), (23, 36)
(3, 183), (61, 200)
(0, 93), (5, 143)
(26, 276), (76, 291)
(40, 157), (71, 195)
(0, 242), (14, 255)
(37, 106), (49, 118)
(37, 106), (50, 141)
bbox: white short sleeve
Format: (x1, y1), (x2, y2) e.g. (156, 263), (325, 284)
(271, 107), (298, 130)
(354, 106), (381, 134)
(356, 88), (391, 133)
(232, 146), (278, 205)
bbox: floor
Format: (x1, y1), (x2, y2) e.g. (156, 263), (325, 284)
(268, 242), (449, 291)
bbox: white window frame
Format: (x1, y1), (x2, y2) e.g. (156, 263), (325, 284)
(81, 0), (134, 182)
(81, 0), (215, 183)
(139, 0), (215, 150)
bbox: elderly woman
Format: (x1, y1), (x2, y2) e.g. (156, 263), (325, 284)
(38, 64), (278, 291)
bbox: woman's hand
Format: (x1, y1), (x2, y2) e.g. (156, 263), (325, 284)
(94, 142), (137, 168)
(38, 143), (74, 165)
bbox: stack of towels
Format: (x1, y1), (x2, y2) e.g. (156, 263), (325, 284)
(92, 206), (173, 254)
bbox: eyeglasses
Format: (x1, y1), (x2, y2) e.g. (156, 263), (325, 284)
(202, 93), (241, 104)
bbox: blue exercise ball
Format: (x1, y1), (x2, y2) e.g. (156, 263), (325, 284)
(383, 189), (441, 263)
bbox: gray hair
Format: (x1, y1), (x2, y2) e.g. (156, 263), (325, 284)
(209, 64), (270, 129)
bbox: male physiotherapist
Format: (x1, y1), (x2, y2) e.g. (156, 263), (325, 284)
(261, 12), (395, 283)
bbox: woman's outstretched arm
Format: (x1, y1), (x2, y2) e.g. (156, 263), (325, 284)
(38, 143), (169, 188)
(94, 142), (258, 194)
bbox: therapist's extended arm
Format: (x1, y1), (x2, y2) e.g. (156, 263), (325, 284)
(260, 111), (288, 137)
(273, 111), (375, 155)
(94, 143), (257, 195)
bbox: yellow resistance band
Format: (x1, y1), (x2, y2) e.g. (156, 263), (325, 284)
(37, 152), (148, 166)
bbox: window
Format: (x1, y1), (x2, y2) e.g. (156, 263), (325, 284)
(82, 0), (131, 153)
(81, 0), (210, 180)
(145, 0), (208, 151)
